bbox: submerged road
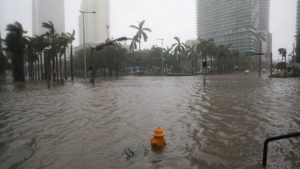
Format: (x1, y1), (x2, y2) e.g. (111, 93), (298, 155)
(0, 74), (299, 169)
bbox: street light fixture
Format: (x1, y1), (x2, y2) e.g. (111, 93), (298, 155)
(79, 10), (96, 80)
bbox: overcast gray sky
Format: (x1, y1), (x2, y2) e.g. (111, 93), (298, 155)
(0, 0), (297, 61)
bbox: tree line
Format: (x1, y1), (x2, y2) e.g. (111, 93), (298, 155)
(1, 21), (75, 85)
(1, 20), (254, 83)
(73, 20), (252, 77)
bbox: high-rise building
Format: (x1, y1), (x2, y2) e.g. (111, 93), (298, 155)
(32, 0), (65, 35)
(296, 0), (300, 63)
(297, 0), (300, 35)
(79, 0), (110, 45)
(197, 0), (271, 54)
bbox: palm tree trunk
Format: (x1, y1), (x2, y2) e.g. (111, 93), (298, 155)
(56, 55), (59, 81)
(59, 54), (63, 81)
(211, 53), (213, 73)
(192, 55), (194, 75)
(39, 55), (42, 80)
(52, 55), (55, 82)
(139, 41), (141, 73)
(34, 61), (37, 80)
(40, 54), (43, 80)
(64, 50), (67, 80)
(70, 44), (74, 80)
(44, 52), (47, 81)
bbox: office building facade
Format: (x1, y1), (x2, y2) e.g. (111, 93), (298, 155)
(296, 0), (300, 63)
(197, 0), (271, 54)
(79, 0), (110, 45)
(32, 0), (65, 35)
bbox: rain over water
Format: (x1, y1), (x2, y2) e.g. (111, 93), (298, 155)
(0, 74), (300, 169)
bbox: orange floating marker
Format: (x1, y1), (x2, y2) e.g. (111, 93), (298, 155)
(151, 127), (166, 149)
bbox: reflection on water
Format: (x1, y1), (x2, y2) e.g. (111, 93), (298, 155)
(0, 74), (299, 169)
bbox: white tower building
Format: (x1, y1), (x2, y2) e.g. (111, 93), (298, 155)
(32, 0), (65, 35)
(79, 0), (110, 45)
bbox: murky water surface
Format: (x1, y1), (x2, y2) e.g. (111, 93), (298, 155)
(0, 74), (299, 169)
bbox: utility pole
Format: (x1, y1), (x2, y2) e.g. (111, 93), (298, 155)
(80, 10), (96, 81)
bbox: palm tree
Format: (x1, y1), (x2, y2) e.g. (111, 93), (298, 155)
(58, 33), (69, 81)
(66, 30), (75, 80)
(42, 21), (57, 82)
(33, 35), (48, 80)
(171, 37), (185, 73)
(278, 48), (287, 75)
(25, 37), (38, 80)
(4, 22), (27, 81)
(163, 47), (174, 73)
(129, 20), (152, 54)
(215, 44), (232, 73)
(185, 44), (197, 75)
(197, 39), (210, 74)
(0, 33), (9, 75)
(130, 20), (151, 73)
(207, 39), (216, 72)
(129, 35), (138, 53)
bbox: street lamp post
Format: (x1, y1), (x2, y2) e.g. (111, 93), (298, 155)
(80, 10), (96, 80)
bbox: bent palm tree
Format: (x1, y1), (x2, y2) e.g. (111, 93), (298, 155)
(33, 35), (48, 80)
(42, 21), (57, 83)
(171, 37), (185, 73)
(129, 20), (152, 54)
(278, 48), (287, 75)
(5, 22), (27, 81)
(185, 44), (197, 74)
(66, 30), (75, 80)
(129, 35), (138, 53)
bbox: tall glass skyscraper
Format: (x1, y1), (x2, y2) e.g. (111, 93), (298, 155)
(197, 0), (271, 54)
(296, 0), (300, 63)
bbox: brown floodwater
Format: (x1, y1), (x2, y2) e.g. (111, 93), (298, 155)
(0, 74), (299, 169)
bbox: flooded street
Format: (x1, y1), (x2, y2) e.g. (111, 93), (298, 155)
(0, 74), (299, 169)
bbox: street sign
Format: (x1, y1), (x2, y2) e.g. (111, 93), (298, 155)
(244, 51), (255, 56)
(244, 51), (265, 56)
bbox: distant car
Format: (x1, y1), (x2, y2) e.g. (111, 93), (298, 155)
(244, 70), (250, 74)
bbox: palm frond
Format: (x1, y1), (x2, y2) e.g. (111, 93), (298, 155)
(129, 25), (139, 30)
(141, 32), (148, 42)
(142, 28), (152, 32)
(139, 20), (145, 28)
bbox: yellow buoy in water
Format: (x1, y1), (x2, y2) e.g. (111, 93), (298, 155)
(151, 127), (166, 149)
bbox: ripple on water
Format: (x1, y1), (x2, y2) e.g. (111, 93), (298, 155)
(0, 75), (299, 169)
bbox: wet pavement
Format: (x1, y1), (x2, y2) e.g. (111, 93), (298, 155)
(0, 74), (299, 169)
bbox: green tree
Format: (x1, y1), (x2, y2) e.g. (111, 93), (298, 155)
(42, 21), (58, 83)
(25, 37), (39, 80)
(207, 39), (216, 72)
(4, 22), (27, 81)
(0, 33), (9, 75)
(171, 37), (186, 72)
(32, 35), (48, 80)
(58, 33), (69, 81)
(129, 20), (152, 54)
(66, 30), (75, 80)
(278, 48), (287, 75)
(185, 44), (197, 74)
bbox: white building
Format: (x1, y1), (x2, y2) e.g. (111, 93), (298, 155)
(32, 0), (65, 35)
(79, 0), (110, 45)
